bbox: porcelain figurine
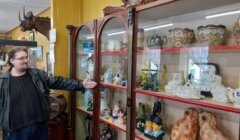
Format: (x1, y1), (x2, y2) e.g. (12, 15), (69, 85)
(107, 40), (116, 51)
(233, 16), (240, 45)
(100, 89), (110, 116)
(152, 117), (165, 140)
(100, 126), (114, 140)
(112, 102), (121, 120)
(117, 111), (125, 124)
(113, 73), (122, 85)
(227, 87), (240, 108)
(103, 68), (113, 83)
(86, 55), (94, 80)
(144, 115), (153, 138)
(159, 65), (167, 91)
(138, 102), (147, 119)
(136, 102), (147, 132)
(171, 108), (199, 140)
(136, 118), (145, 133)
(84, 89), (93, 107)
(86, 97), (93, 111)
(165, 72), (185, 93)
(195, 24), (226, 46)
(152, 101), (161, 118)
(199, 111), (228, 140)
(137, 28), (144, 50)
(173, 81), (202, 99)
(209, 75), (229, 103)
(103, 108), (111, 120)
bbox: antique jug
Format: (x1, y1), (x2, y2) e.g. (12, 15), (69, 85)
(227, 87), (240, 108)
(167, 28), (195, 48)
(195, 24), (226, 46)
(233, 16), (240, 45)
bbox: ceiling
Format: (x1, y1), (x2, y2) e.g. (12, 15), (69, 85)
(0, 0), (50, 34)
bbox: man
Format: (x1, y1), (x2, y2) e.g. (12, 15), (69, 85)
(0, 47), (97, 140)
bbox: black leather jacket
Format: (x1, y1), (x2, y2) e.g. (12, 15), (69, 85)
(0, 68), (85, 132)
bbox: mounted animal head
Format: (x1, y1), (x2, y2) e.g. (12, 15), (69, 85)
(19, 7), (50, 40)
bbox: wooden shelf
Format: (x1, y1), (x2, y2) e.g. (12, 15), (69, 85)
(101, 50), (127, 55)
(76, 106), (93, 116)
(99, 117), (126, 132)
(100, 82), (127, 91)
(99, 117), (149, 140)
(135, 89), (240, 114)
(137, 45), (240, 54)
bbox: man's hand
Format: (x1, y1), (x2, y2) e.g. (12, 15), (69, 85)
(83, 78), (97, 89)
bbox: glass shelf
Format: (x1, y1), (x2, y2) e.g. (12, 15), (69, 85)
(76, 106), (93, 116)
(100, 82), (127, 91)
(135, 89), (240, 114)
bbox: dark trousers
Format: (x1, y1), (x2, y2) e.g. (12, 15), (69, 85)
(3, 122), (48, 140)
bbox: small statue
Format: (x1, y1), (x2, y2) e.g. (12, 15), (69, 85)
(100, 126), (114, 140)
(112, 102), (121, 120)
(209, 75), (229, 103)
(138, 102), (147, 119)
(152, 101), (161, 118)
(144, 115), (153, 138)
(173, 81), (202, 99)
(113, 73), (122, 85)
(136, 118), (145, 133)
(136, 102), (147, 132)
(117, 111), (125, 124)
(103, 68), (113, 83)
(86, 97), (93, 111)
(152, 117), (165, 140)
(165, 72), (185, 93)
(227, 87), (240, 108)
(158, 65), (167, 91)
(199, 111), (228, 140)
(171, 108), (199, 140)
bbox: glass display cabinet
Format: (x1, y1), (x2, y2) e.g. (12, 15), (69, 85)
(132, 0), (240, 140)
(71, 21), (97, 140)
(96, 12), (130, 140)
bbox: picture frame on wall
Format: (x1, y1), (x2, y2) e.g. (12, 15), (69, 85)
(29, 31), (35, 41)
(36, 46), (43, 61)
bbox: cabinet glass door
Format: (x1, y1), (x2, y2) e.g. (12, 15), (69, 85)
(98, 17), (128, 140)
(75, 25), (95, 140)
(134, 0), (240, 140)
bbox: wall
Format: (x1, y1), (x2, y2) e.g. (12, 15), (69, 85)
(6, 9), (50, 69)
(82, 0), (122, 22)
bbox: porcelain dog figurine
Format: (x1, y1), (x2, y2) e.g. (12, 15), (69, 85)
(171, 108), (199, 140)
(199, 111), (228, 140)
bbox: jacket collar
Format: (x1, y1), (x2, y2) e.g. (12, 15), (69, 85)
(0, 67), (37, 78)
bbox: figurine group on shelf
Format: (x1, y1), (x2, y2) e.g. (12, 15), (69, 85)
(101, 101), (126, 125)
(102, 58), (128, 87)
(171, 107), (228, 140)
(164, 71), (240, 107)
(136, 101), (165, 140)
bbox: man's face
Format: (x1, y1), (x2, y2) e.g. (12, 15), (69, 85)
(10, 51), (29, 71)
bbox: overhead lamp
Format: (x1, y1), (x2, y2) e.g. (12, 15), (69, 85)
(144, 23), (174, 31)
(206, 10), (240, 19)
(86, 36), (94, 39)
(107, 31), (126, 36)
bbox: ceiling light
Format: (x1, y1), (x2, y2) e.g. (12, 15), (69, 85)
(206, 10), (240, 19)
(144, 23), (174, 31)
(107, 31), (126, 36)
(86, 36), (94, 39)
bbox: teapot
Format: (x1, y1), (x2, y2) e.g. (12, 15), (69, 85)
(227, 87), (240, 108)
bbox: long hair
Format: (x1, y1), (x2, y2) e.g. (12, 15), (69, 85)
(7, 47), (28, 67)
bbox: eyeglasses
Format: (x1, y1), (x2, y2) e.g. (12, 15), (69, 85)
(14, 56), (29, 61)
